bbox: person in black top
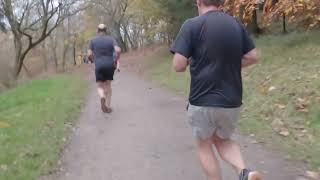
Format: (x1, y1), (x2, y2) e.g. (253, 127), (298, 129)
(88, 24), (121, 113)
(171, 0), (261, 180)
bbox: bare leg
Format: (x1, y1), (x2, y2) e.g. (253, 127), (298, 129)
(104, 81), (112, 108)
(212, 135), (245, 174)
(97, 82), (108, 113)
(197, 138), (222, 180)
(97, 82), (106, 99)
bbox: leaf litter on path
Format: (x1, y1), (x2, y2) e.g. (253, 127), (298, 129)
(279, 128), (290, 137)
(271, 118), (291, 137)
(275, 103), (286, 110)
(268, 86), (276, 92)
(271, 118), (284, 132)
(0, 121), (10, 128)
(0, 164), (8, 171)
(296, 98), (310, 113)
(305, 171), (320, 180)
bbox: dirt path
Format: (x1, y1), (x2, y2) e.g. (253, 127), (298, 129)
(44, 68), (305, 180)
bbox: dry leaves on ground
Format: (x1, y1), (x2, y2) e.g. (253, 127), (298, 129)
(0, 121), (10, 128)
(305, 171), (320, 180)
(296, 98), (310, 113)
(279, 128), (290, 137)
(268, 86), (276, 92)
(0, 164), (8, 171)
(271, 118), (291, 137)
(271, 118), (284, 132)
(275, 103), (286, 110)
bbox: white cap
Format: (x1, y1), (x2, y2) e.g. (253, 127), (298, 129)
(98, 24), (106, 30)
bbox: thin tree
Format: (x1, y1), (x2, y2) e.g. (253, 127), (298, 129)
(0, 0), (87, 78)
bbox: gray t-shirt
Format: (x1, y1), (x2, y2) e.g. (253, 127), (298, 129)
(171, 10), (255, 108)
(89, 35), (118, 62)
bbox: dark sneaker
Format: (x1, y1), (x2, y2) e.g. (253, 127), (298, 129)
(106, 107), (113, 113)
(239, 169), (262, 180)
(100, 98), (108, 113)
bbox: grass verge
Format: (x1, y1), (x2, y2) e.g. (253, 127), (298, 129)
(144, 32), (320, 170)
(0, 74), (88, 180)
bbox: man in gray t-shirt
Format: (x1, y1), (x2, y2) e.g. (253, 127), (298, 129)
(88, 24), (121, 113)
(171, 0), (261, 180)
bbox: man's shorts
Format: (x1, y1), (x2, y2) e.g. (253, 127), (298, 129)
(187, 104), (241, 140)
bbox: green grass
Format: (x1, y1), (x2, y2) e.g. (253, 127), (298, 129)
(145, 31), (320, 170)
(0, 75), (88, 180)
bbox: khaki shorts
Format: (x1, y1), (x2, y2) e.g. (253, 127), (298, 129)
(187, 104), (241, 140)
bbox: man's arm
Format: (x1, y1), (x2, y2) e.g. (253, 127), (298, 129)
(170, 20), (192, 72)
(173, 53), (189, 72)
(114, 45), (121, 71)
(242, 48), (258, 68)
(87, 49), (94, 63)
(88, 40), (94, 63)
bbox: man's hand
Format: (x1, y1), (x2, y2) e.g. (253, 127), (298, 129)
(242, 49), (258, 68)
(87, 49), (94, 63)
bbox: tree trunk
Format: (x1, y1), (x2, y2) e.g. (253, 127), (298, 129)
(49, 35), (59, 71)
(239, 4), (245, 22)
(62, 45), (69, 71)
(13, 37), (23, 78)
(13, 55), (22, 78)
(282, 13), (287, 34)
(73, 40), (76, 65)
(41, 42), (48, 71)
(252, 8), (259, 34)
(22, 63), (31, 77)
(248, 5), (262, 35)
(113, 23), (127, 52)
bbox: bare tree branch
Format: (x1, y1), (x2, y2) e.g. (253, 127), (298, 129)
(1, 0), (87, 77)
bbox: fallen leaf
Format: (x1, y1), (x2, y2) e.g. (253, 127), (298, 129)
(259, 85), (269, 95)
(268, 86), (276, 92)
(305, 171), (320, 179)
(275, 103), (286, 110)
(298, 98), (309, 103)
(296, 99), (309, 113)
(0, 121), (10, 128)
(271, 118), (284, 132)
(0, 164), (8, 171)
(297, 107), (309, 113)
(301, 129), (307, 133)
(311, 74), (318, 79)
(279, 128), (290, 137)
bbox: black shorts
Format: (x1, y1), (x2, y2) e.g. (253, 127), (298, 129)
(95, 60), (115, 82)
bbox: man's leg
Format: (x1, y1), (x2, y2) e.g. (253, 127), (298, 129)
(210, 107), (262, 180)
(97, 82), (106, 99)
(212, 135), (245, 174)
(97, 82), (108, 113)
(197, 138), (222, 180)
(188, 105), (222, 180)
(212, 135), (262, 180)
(104, 81), (112, 108)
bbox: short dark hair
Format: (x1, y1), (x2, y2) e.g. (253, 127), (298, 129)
(202, 0), (225, 7)
(97, 28), (107, 33)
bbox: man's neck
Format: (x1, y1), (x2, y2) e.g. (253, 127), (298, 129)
(199, 6), (219, 15)
(97, 32), (106, 36)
